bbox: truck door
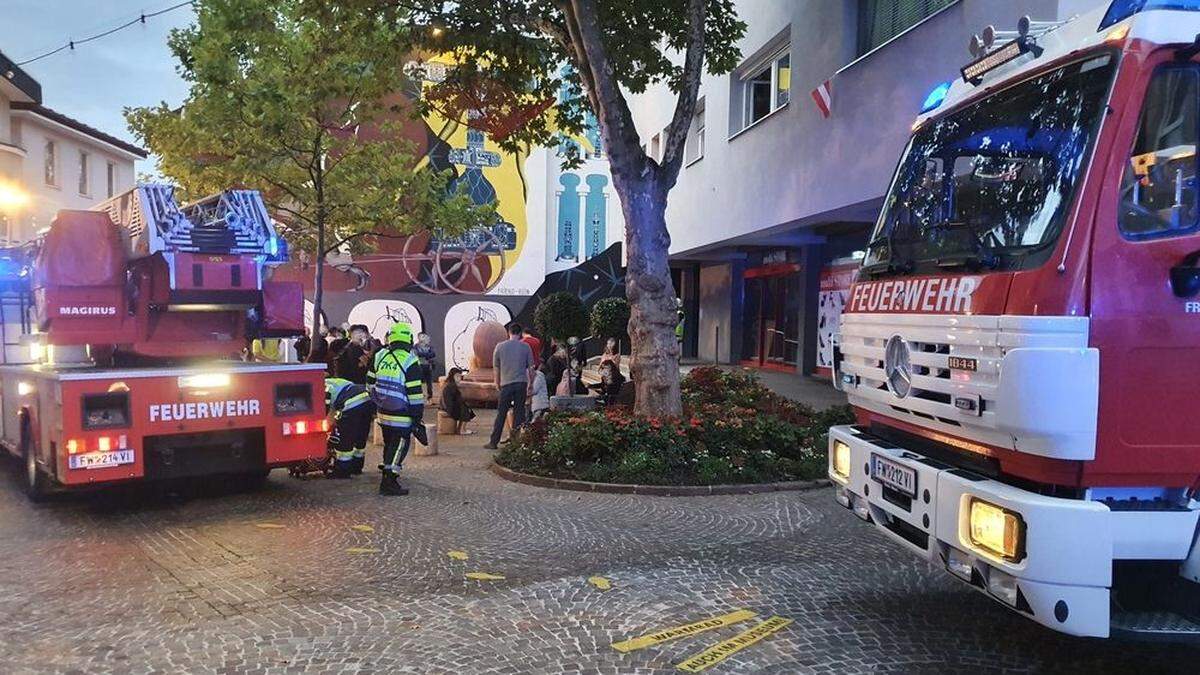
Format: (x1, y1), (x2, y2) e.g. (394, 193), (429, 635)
(1091, 60), (1200, 484)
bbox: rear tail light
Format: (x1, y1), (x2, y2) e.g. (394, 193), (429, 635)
(98, 436), (112, 452)
(66, 438), (82, 454)
(282, 420), (325, 436)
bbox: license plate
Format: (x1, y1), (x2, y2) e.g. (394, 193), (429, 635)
(871, 454), (917, 497)
(68, 449), (135, 470)
(948, 356), (978, 372)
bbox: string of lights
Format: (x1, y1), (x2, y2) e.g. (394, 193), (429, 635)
(15, 1), (195, 67)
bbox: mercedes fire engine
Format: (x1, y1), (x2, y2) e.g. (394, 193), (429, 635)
(829, 1), (1200, 640)
(0, 185), (327, 500)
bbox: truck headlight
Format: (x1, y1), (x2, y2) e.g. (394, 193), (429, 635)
(967, 498), (1025, 562)
(178, 373), (231, 389)
(831, 439), (851, 480)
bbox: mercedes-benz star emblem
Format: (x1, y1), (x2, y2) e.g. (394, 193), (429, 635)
(884, 335), (912, 399)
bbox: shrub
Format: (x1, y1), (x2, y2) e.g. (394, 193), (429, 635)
(533, 291), (589, 341)
(494, 367), (857, 486)
(589, 297), (630, 341)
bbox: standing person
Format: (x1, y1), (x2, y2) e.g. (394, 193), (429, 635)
(544, 342), (568, 397)
(484, 322), (534, 450)
(295, 329), (312, 363)
(324, 376), (375, 477)
(327, 326), (349, 377)
(413, 332), (437, 400)
(530, 366), (550, 421)
(367, 322), (425, 496)
(439, 367), (476, 434)
(521, 332), (543, 370)
(335, 324), (371, 384)
(307, 329), (329, 365)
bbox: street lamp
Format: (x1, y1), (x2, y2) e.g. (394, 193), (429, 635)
(0, 180), (30, 211)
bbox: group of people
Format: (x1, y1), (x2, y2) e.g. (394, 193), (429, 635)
(322, 322), (427, 495)
(316, 317), (631, 495)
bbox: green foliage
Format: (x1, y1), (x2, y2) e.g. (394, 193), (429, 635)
(337, 0), (747, 162)
(533, 292), (589, 341)
(125, 0), (495, 296)
(589, 297), (630, 341)
(495, 367), (856, 485)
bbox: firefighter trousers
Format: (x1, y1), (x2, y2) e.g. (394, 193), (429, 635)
(380, 424), (413, 473)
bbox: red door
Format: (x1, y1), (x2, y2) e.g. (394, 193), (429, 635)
(1090, 56), (1200, 487)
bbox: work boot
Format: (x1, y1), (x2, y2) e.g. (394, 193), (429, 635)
(379, 471), (408, 496)
(329, 461), (353, 479)
(351, 456), (365, 475)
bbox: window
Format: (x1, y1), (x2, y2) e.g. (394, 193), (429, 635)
(686, 98), (706, 164)
(858, 0), (957, 56)
(78, 151), (90, 196)
(1120, 67), (1199, 238)
(106, 162), (116, 198)
(44, 140), (56, 186)
(740, 50), (790, 130)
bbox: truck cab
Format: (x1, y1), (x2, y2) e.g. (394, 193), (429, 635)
(829, 1), (1200, 640)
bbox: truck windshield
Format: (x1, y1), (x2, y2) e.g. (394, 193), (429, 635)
(864, 54), (1117, 276)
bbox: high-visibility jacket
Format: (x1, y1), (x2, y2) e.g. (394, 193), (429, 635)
(367, 346), (425, 428)
(324, 378), (371, 419)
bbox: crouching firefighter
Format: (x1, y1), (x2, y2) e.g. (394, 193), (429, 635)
(324, 377), (375, 478)
(367, 322), (426, 496)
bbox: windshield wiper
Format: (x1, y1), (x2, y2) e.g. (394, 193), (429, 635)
(860, 231), (914, 277)
(934, 221), (1000, 270)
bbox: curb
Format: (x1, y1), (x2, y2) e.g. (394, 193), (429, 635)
(488, 463), (831, 497)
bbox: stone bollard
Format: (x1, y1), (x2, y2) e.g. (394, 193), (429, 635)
(412, 422), (438, 457)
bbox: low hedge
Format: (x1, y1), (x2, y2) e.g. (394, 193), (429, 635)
(494, 366), (855, 486)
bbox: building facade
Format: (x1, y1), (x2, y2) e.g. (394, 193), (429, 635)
(0, 50), (146, 245)
(629, 0), (1105, 375)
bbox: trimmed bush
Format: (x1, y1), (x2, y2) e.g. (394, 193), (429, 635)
(533, 291), (589, 341)
(589, 297), (630, 341)
(495, 366), (855, 485)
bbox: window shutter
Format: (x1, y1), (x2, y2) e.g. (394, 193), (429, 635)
(859, 0), (957, 56)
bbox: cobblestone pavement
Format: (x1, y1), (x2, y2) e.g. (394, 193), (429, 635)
(0, 416), (1195, 674)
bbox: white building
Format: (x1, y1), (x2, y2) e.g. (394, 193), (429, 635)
(628, 0), (1105, 374)
(0, 49), (146, 245)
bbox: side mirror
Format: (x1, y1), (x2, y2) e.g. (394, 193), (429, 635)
(1171, 266), (1200, 298)
(1171, 249), (1200, 298)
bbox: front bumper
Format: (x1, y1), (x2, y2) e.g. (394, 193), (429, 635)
(828, 425), (1199, 638)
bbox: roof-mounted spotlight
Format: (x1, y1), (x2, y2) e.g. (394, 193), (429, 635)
(982, 25), (996, 50)
(1018, 15), (1031, 38)
(969, 34), (982, 58)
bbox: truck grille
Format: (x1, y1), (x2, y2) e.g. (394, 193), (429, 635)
(839, 313), (1089, 451)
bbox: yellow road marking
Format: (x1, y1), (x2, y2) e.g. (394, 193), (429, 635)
(674, 616), (793, 672)
(255, 523), (285, 529)
(346, 547), (380, 554)
(611, 609), (757, 653)
(447, 550), (469, 560)
(588, 576), (612, 591)
(465, 572), (505, 580)
(350, 524), (375, 532)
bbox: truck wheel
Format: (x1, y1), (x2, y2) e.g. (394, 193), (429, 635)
(21, 434), (51, 502)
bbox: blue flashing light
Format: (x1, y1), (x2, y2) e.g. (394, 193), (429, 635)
(921, 81), (952, 113)
(1101, 0), (1200, 29)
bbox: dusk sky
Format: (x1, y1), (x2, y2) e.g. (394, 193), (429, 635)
(0, 1), (195, 173)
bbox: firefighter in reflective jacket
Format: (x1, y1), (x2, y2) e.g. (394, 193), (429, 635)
(324, 377), (374, 478)
(367, 322), (425, 496)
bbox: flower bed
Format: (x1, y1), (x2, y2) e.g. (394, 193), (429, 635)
(494, 366), (855, 486)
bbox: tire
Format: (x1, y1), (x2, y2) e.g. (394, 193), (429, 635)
(21, 431), (51, 502)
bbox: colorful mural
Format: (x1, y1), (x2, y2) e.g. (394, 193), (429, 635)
(443, 301), (512, 371)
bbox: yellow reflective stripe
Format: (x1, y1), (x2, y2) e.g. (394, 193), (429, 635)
(344, 391), (370, 408)
(334, 450), (355, 461)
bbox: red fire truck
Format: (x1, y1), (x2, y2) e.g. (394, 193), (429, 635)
(0, 185), (327, 500)
(829, 2), (1200, 639)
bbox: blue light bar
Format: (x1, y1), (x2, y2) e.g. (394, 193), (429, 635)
(921, 81), (952, 113)
(1101, 0), (1200, 29)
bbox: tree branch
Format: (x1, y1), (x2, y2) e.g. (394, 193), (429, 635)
(659, 0), (706, 177)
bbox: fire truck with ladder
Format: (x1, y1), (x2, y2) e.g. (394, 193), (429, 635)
(0, 184), (327, 500)
(829, 1), (1200, 640)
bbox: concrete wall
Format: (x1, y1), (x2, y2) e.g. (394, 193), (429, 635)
(628, 0), (1097, 256)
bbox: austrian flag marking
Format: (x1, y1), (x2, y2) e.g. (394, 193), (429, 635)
(849, 276), (981, 314)
(811, 79), (832, 118)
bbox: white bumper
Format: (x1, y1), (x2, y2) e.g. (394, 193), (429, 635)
(828, 425), (1200, 638)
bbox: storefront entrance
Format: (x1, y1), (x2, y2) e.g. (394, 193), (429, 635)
(740, 263), (801, 370)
